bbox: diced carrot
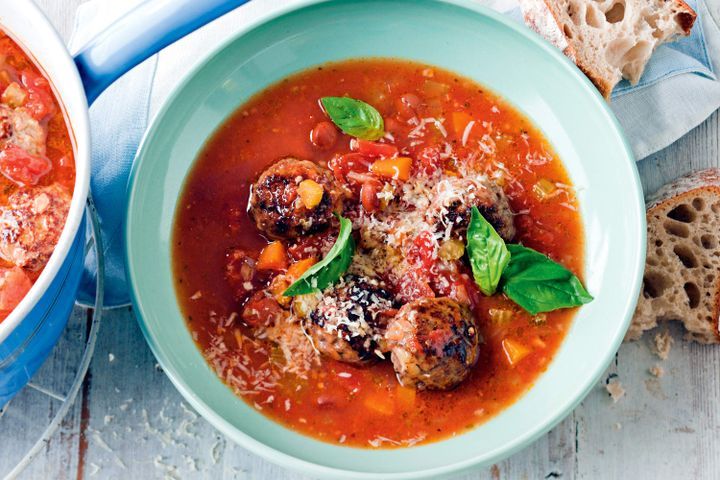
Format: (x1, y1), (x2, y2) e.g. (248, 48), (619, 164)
(364, 393), (395, 415)
(297, 179), (325, 209)
(501, 338), (531, 366)
(451, 111), (473, 138)
(370, 156), (412, 181)
(396, 385), (416, 407)
(256, 241), (288, 271)
(287, 258), (316, 280)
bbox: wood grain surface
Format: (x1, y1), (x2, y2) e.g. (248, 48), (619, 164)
(2, 1), (719, 478)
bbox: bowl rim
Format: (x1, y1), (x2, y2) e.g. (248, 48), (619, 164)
(0, 0), (91, 344)
(125, 0), (645, 477)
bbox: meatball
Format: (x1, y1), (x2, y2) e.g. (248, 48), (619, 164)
(305, 275), (397, 365)
(429, 176), (515, 242)
(248, 158), (343, 239)
(385, 297), (480, 390)
(0, 184), (71, 271)
(0, 106), (47, 157)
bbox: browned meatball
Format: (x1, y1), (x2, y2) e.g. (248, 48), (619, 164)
(248, 158), (343, 239)
(0, 106), (47, 157)
(0, 184), (71, 271)
(429, 176), (515, 242)
(385, 297), (480, 390)
(306, 275), (397, 365)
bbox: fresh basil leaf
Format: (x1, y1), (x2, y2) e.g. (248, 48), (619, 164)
(283, 215), (355, 296)
(466, 206), (511, 296)
(501, 244), (593, 315)
(320, 97), (384, 140)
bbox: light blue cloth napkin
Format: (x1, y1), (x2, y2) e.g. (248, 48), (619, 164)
(71, 0), (720, 307)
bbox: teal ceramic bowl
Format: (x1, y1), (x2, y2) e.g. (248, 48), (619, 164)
(125, 1), (646, 478)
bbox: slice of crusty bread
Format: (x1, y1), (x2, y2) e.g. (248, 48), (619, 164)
(628, 169), (720, 344)
(519, 0), (697, 99)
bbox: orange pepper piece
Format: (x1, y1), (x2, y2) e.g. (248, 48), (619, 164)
(297, 179), (324, 209)
(370, 156), (412, 181)
(287, 258), (317, 280)
(256, 241), (288, 271)
(451, 111), (473, 138)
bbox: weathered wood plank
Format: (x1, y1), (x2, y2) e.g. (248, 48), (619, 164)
(6, 1), (720, 479)
(0, 309), (87, 480)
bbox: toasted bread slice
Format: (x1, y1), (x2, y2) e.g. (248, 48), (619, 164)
(519, 0), (697, 98)
(628, 169), (720, 344)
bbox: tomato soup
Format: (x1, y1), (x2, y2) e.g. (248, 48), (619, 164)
(0, 31), (75, 321)
(173, 59), (584, 448)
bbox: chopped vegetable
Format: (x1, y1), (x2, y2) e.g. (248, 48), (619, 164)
(284, 215), (355, 296)
(422, 80), (449, 98)
(320, 96), (384, 140)
(533, 178), (558, 201)
(396, 385), (416, 407)
(488, 308), (513, 324)
(257, 241), (288, 271)
(0, 144), (52, 186)
(370, 156), (412, 181)
(352, 139), (398, 158)
(297, 179), (324, 209)
(1, 82), (26, 108)
(501, 338), (531, 366)
(364, 393), (395, 415)
(291, 293), (321, 318)
(451, 111), (473, 138)
(268, 275), (292, 307)
(287, 258), (317, 280)
(438, 238), (465, 261)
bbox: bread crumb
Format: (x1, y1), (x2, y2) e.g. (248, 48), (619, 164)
(652, 330), (674, 360)
(606, 381), (625, 403)
(649, 364), (665, 377)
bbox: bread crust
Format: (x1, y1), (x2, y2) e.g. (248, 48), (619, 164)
(520, 0), (616, 98)
(673, 0), (698, 34)
(519, 0), (697, 100)
(628, 169), (720, 344)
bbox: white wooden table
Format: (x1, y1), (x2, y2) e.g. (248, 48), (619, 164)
(3, 1), (720, 478)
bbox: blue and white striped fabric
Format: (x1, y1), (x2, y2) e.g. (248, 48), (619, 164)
(70, 0), (720, 307)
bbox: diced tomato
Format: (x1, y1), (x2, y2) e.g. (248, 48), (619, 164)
(287, 232), (334, 261)
(0, 267), (32, 317)
(242, 291), (284, 327)
(415, 145), (442, 175)
(396, 268), (435, 303)
(409, 230), (437, 270)
(360, 180), (381, 213)
(20, 70), (55, 121)
(0, 144), (52, 186)
(225, 248), (273, 300)
(351, 139), (398, 158)
(310, 121), (337, 149)
(460, 273), (483, 313)
(328, 152), (372, 185)
(395, 93), (421, 120)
